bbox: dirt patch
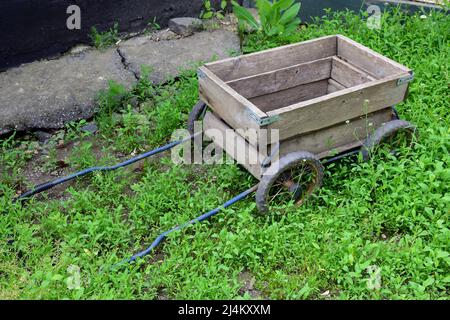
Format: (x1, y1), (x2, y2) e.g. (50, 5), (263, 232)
(238, 270), (264, 299)
(16, 136), (102, 201)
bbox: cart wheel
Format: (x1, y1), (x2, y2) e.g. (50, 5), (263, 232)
(361, 120), (418, 161)
(256, 151), (324, 213)
(188, 101), (207, 134)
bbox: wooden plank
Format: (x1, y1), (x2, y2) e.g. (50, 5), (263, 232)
(331, 57), (376, 87)
(266, 75), (409, 141)
(198, 66), (266, 133)
(337, 35), (411, 79)
(250, 79), (329, 112)
(226, 57), (332, 99)
(203, 111), (263, 179)
(276, 108), (394, 158)
(315, 141), (362, 159)
(327, 78), (346, 94)
(347, 58), (376, 81)
(205, 35), (337, 82)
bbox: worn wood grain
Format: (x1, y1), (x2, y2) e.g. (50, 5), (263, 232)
(331, 56), (375, 87)
(203, 111), (263, 179)
(250, 79), (329, 112)
(266, 75), (409, 141)
(205, 35), (337, 82)
(275, 108), (393, 158)
(198, 66), (266, 133)
(337, 35), (411, 79)
(327, 78), (346, 94)
(199, 34), (412, 150)
(226, 57), (332, 99)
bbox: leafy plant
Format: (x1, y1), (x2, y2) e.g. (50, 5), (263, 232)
(97, 80), (129, 115)
(232, 0), (301, 38)
(89, 23), (120, 49)
(40, 147), (59, 174)
(201, 0), (229, 20)
(0, 134), (34, 189)
(145, 17), (161, 34)
(131, 65), (157, 102)
(68, 142), (96, 169)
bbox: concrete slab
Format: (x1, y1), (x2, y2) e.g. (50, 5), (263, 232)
(169, 17), (204, 36)
(0, 49), (135, 134)
(0, 29), (240, 135)
(118, 29), (240, 82)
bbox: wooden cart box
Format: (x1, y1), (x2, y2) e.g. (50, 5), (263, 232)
(198, 35), (414, 179)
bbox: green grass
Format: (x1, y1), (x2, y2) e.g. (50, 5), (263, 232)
(1, 9), (449, 299)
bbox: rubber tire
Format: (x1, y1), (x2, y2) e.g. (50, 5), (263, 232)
(188, 101), (207, 134)
(256, 151), (324, 214)
(361, 120), (418, 161)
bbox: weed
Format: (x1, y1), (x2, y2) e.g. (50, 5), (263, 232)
(201, 0), (229, 20)
(89, 23), (120, 49)
(40, 148), (59, 173)
(0, 134), (34, 189)
(97, 80), (129, 115)
(145, 17), (161, 34)
(68, 142), (96, 169)
(233, 0), (301, 41)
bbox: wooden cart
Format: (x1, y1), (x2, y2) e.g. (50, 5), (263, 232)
(190, 35), (417, 213)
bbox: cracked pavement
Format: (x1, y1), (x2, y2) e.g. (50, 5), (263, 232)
(0, 29), (240, 135)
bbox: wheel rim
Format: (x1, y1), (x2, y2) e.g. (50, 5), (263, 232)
(266, 159), (321, 208)
(377, 127), (416, 157)
(362, 121), (418, 161)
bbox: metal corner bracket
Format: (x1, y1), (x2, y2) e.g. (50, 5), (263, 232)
(397, 72), (414, 86)
(197, 69), (206, 80)
(247, 110), (280, 126)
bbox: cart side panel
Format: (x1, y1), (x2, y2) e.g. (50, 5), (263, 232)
(205, 35), (337, 82)
(203, 111), (263, 179)
(327, 79), (346, 93)
(277, 108), (393, 159)
(226, 57), (333, 99)
(331, 56), (375, 87)
(198, 67), (265, 134)
(266, 76), (410, 141)
(337, 35), (411, 78)
(250, 80), (329, 112)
